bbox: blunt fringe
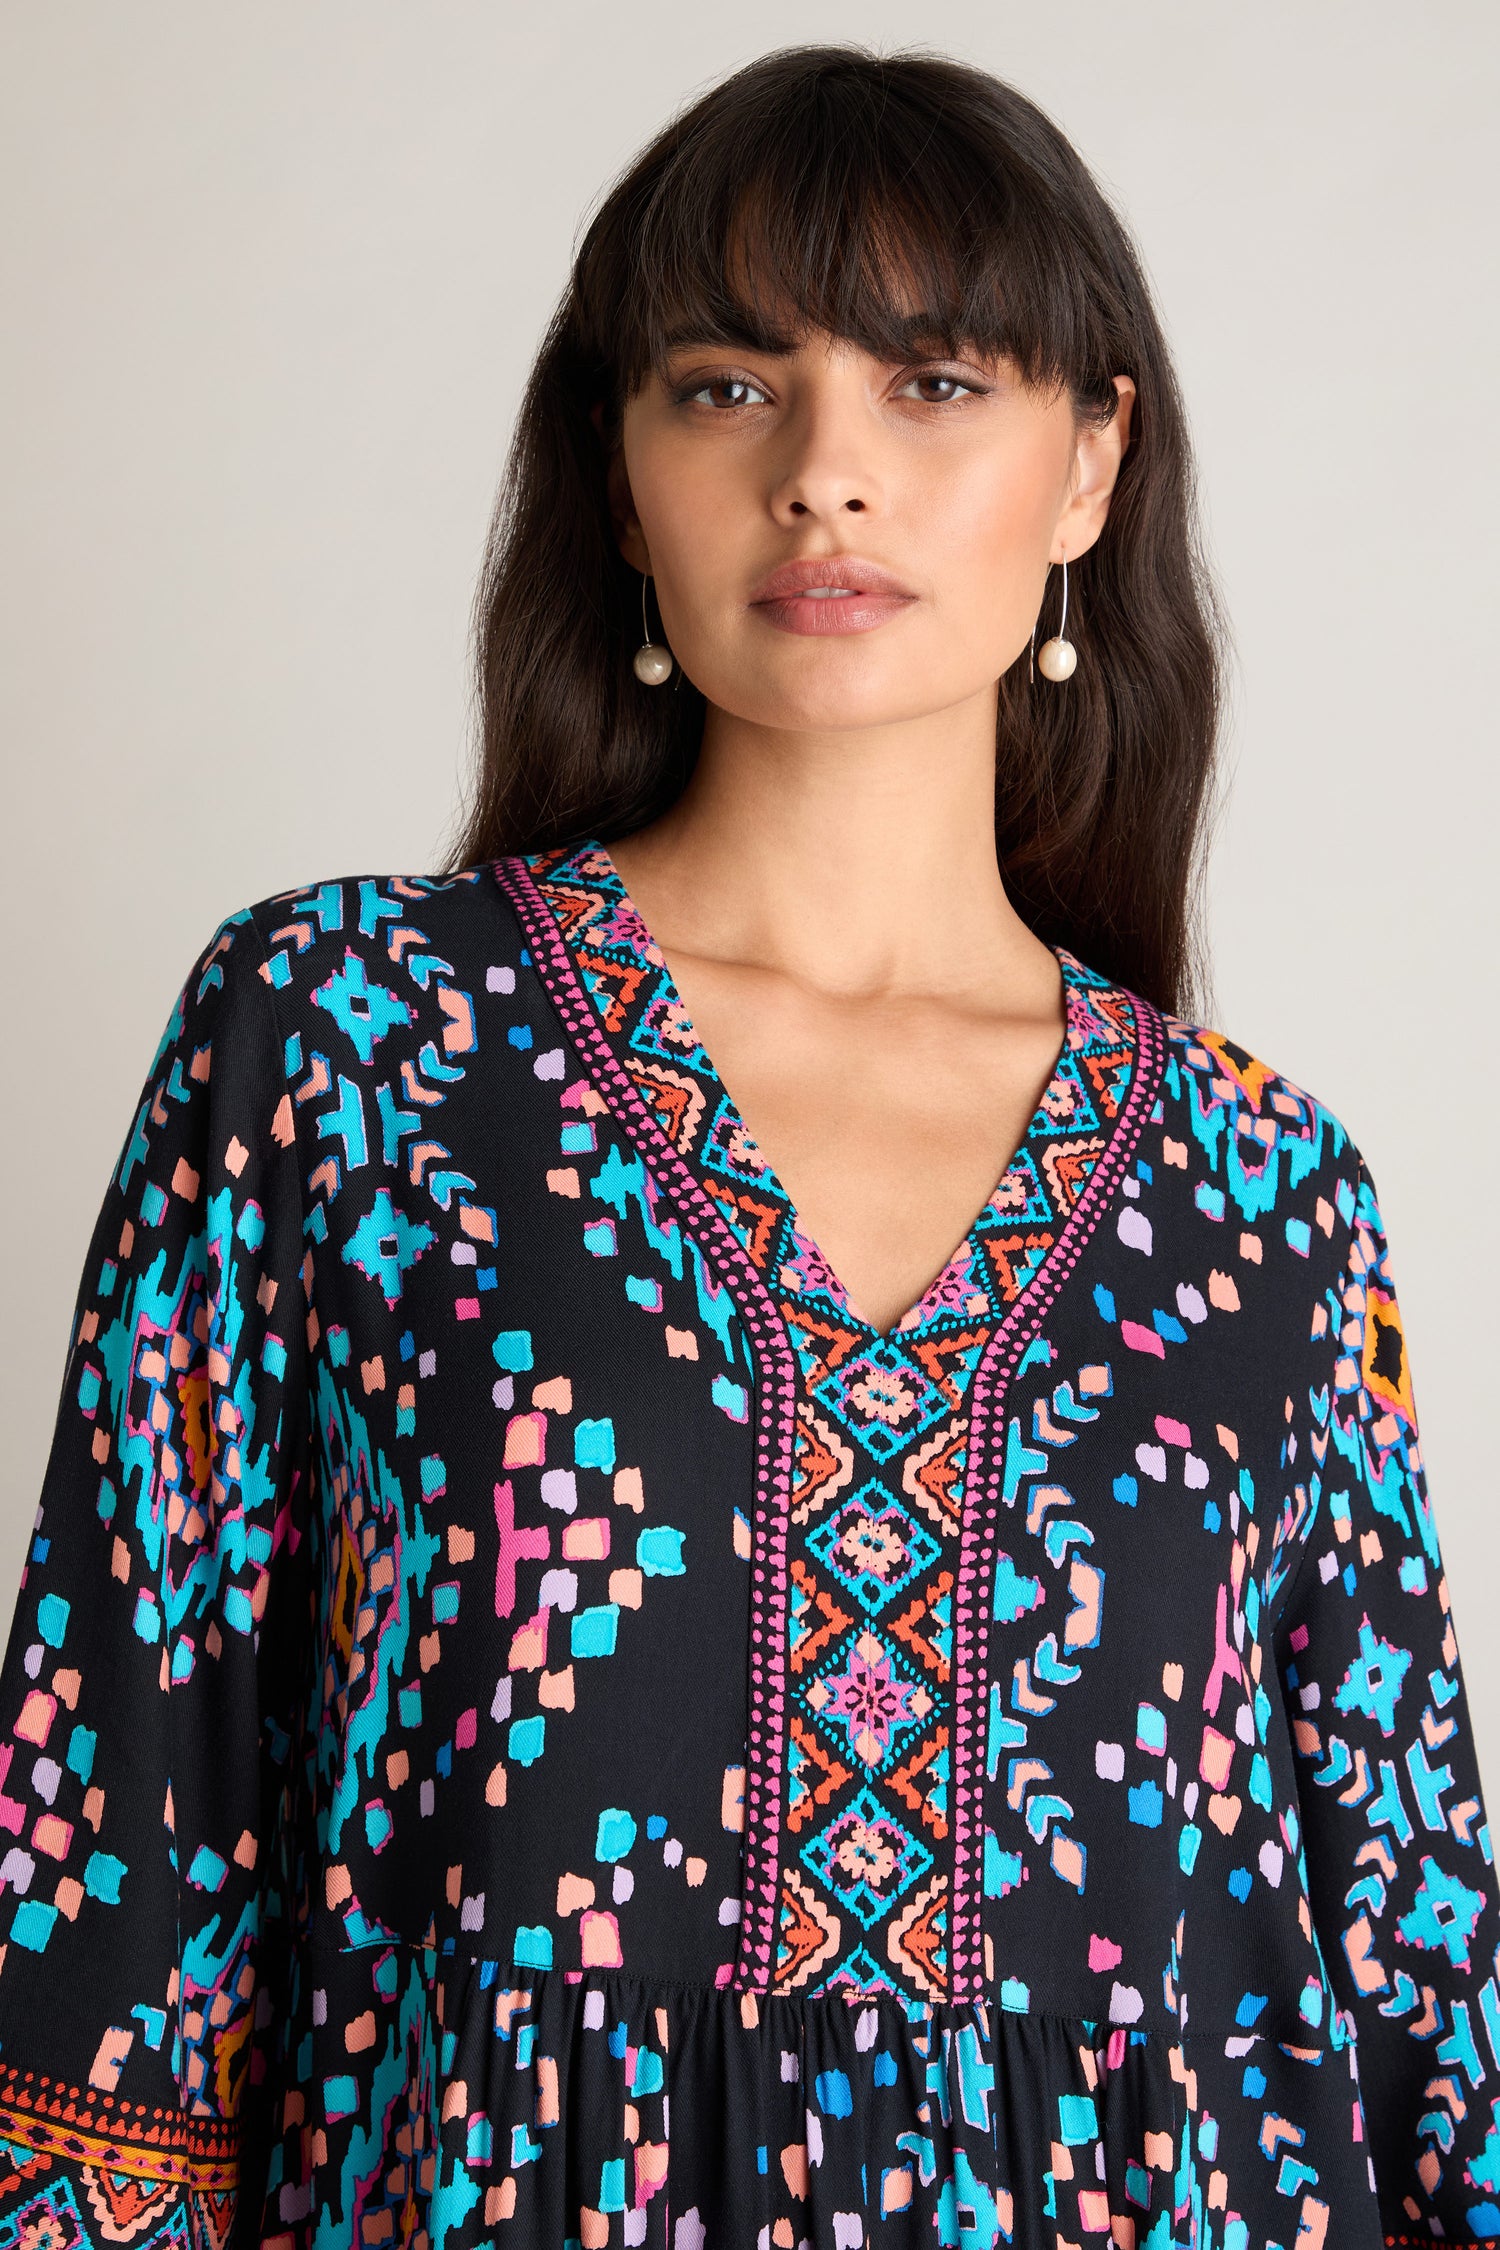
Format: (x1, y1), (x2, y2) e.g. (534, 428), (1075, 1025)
(452, 42), (1227, 1014)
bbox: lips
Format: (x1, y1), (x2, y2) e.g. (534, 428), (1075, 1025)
(748, 554), (916, 604)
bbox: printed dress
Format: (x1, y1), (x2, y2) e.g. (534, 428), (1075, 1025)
(0, 836), (1496, 2250)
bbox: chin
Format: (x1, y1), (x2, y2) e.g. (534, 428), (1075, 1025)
(707, 660), (957, 736)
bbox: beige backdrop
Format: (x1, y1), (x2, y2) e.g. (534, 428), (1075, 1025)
(3, 5), (1496, 1794)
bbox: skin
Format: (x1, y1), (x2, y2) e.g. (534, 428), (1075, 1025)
(594, 323), (1136, 1336)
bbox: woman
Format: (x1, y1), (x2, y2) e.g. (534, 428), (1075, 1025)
(0, 41), (1492, 2250)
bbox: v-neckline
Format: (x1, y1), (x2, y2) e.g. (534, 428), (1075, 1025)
(512, 834), (1136, 1355)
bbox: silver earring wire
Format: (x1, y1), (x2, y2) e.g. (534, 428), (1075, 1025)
(1034, 551), (1065, 675)
(1029, 560), (1055, 685)
(632, 569), (674, 686)
(1034, 547), (1078, 683)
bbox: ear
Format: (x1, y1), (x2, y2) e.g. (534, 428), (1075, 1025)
(1052, 375), (1137, 565)
(590, 398), (651, 575)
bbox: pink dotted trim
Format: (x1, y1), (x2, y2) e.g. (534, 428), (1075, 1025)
(502, 852), (1165, 2004)
(947, 990), (1166, 2001)
(495, 853), (802, 1995)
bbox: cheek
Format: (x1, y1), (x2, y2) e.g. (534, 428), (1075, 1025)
(924, 459), (1057, 625)
(632, 482), (755, 669)
(628, 433), (749, 581)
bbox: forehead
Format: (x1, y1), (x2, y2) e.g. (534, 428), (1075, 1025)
(632, 197), (982, 367)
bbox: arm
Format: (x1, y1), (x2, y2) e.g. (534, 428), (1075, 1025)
(1275, 1159), (1500, 2241)
(0, 909), (312, 2240)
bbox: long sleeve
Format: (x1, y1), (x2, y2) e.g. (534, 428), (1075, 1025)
(0, 910), (313, 2240)
(1274, 1158), (1500, 2242)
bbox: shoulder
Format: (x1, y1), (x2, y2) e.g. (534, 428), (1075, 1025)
(168, 863), (519, 1024)
(237, 863), (514, 984)
(137, 867), (521, 1128)
(1143, 994), (1381, 1253)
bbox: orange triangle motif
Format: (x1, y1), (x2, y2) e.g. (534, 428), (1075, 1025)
(790, 1407), (855, 1524)
(627, 1060), (707, 1155)
(889, 1877), (948, 1997)
(786, 1712), (851, 1832)
(1040, 1138), (1105, 1214)
(703, 1180), (782, 1269)
(193, 2188), (237, 2250)
(774, 1870), (840, 1991)
(85, 2169), (180, 2229)
(889, 1722), (951, 1838)
(789, 1559), (854, 1676)
(542, 880), (608, 946)
(1082, 1045), (1131, 1117)
(780, 1307), (866, 1386)
(889, 1572), (955, 1684)
(901, 1423), (966, 1539)
(1090, 986), (1135, 1045)
(909, 1324), (991, 1409)
(981, 1231), (1055, 1304)
(577, 946), (650, 1034)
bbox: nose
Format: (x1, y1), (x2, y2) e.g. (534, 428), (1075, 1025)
(765, 364), (884, 524)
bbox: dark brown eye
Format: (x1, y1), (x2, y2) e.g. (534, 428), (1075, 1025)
(674, 375), (769, 410)
(898, 370), (981, 405)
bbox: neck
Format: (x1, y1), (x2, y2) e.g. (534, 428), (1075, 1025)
(606, 692), (1059, 1014)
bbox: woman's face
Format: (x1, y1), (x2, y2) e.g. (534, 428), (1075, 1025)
(604, 325), (1135, 735)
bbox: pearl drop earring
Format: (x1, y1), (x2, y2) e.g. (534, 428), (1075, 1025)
(632, 572), (673, 686)
(1035, 551), (1078, 682)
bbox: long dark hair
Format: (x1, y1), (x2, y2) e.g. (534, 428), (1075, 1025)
(452, 42), (1226, 1014)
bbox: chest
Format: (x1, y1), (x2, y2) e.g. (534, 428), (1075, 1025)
(653, 950), (1066, 1336)
(300, 923), (1307, 2013)
(265, 859), (1346, 2034)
